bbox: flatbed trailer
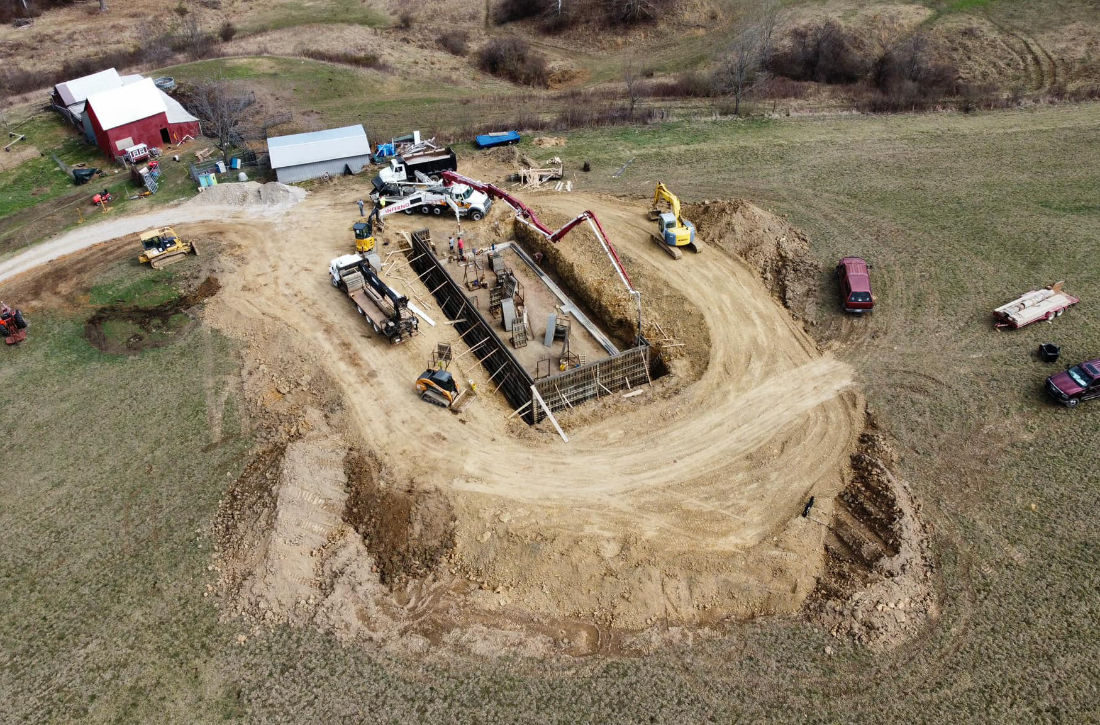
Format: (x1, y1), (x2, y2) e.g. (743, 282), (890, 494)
(330, 254), (418, 343)
(994, 282), (1079, 328)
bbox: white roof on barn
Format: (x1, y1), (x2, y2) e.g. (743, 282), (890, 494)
(161, 91), (198, 125)
(86, 78), (166, 130)
(267, 125), (371, 169)
(55, 68), (121, 107)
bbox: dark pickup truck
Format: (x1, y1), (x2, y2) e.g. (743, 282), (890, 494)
(1046, 358), (1100, 408)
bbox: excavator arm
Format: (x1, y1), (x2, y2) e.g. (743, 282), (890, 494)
(653, 182), (682, 224)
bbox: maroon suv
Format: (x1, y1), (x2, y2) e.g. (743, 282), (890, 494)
(836, 257), (874, 313)
(1046, 359), (1100, 408)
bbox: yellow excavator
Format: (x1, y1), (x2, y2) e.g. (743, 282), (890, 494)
(648, 182), (700, 260)
(353, 221), (376, 253)
(138, 226), (198, 269)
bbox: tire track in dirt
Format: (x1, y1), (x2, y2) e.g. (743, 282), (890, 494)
(191, 186), (865, 629)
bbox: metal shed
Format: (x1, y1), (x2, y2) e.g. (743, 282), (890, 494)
(267, 125), (372, 184)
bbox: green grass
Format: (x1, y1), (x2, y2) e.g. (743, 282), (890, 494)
(0, 111), (200, 258)
(238, 0), (388, 34)
(0, 114), (106, 219)
(0, 264), (251, 721)
(88, 265), (180, 307)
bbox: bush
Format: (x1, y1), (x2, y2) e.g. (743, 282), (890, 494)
(494, 0), (546, 24)
(397, 10), (413, 29)
(642, 70), (720, 98)
(218, 21), (236, 42)
(476, 37), (548, 87)
(767, 20), (870, 84)
(300, 49), (389, 70)
(437, 30), (469, 56)
(872, 35), (957, 98)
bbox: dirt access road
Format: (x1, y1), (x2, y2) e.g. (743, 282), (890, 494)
(2, 178), (864, 648)
(193, 180), (864, 639)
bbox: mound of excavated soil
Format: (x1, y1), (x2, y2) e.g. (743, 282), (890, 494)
(805, 418), (937, 649)
(687, 200), (821, 325)
(533, 136), (567, 148)
(192, 188), (927, 656)
(189, 181), (306, 210)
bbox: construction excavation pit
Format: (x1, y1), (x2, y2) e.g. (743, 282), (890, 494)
(61, 173), (924, 657)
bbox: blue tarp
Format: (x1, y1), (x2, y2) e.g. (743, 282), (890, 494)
(475, 131), (521, 149)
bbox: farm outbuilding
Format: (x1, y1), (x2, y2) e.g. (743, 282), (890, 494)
(84, 77), (199, 159)
(52, 68), (143, 128)
(267, 125), (372, 184)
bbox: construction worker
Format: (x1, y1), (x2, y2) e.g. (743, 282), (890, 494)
(356, 199), (365, 216)
(456, 237), (464, 261)
(448, 235), (455, 254)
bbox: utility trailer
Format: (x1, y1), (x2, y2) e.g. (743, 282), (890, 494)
(329, 254), (418, 344)
(994, 281), (1079, 329)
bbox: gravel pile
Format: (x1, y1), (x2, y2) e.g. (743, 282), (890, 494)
(189, 181), (306, 210)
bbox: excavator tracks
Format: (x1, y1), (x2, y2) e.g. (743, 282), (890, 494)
(652, 234), (683, 260)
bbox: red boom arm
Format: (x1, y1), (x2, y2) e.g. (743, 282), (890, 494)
(440, 171), (635, 292)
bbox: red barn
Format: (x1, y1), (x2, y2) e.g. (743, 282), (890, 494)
(85, 78), (199, 159)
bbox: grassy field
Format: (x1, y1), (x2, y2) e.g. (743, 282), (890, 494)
(2, 102), (1097, 720)
(0, 262), (253, 722)
(0, 113), (200, 259)
(237, 0), (390, 34)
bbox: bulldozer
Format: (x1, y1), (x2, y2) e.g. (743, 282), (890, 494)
(138, 226), (198, 269)
(648, 182), (700, 260)
(0, 302), (28, 345)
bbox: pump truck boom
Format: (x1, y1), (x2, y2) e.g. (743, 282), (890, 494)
(440, 171), (643, 340)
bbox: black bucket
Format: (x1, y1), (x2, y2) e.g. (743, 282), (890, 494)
(1039, 343), (1060, 362)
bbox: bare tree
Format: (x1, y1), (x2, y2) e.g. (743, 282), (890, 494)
(622, 54), (642, 118)
(714, 2), (779, 116)
(715, 26), (763, 115)
(186, 80), (255, 163)
(758, 0), (779, 65)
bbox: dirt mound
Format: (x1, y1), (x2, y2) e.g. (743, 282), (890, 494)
(197, 188), (867, 651)
(188, 181), (306, 210)
(83, 276), (220, 354)
(686, 199), (821, 325)
(344, 451), (456, 586)
(482, 145), (547, 170)
(805, 417), (937, 649)
(533, 136), (567, 148)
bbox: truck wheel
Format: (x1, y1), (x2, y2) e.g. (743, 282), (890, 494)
(420, 205), (431, 215)
(403, 208), (414, 215)
(470, 211), (483, 221)
(331, 277), (338, 288)
(1055, 308), (1064, 317)
(355, 305), (364, 316)
(1066, 398), (1079, 408)
(432, 206), (442, 215)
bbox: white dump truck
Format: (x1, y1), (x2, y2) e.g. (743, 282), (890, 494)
(376, 147), (457, 184)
